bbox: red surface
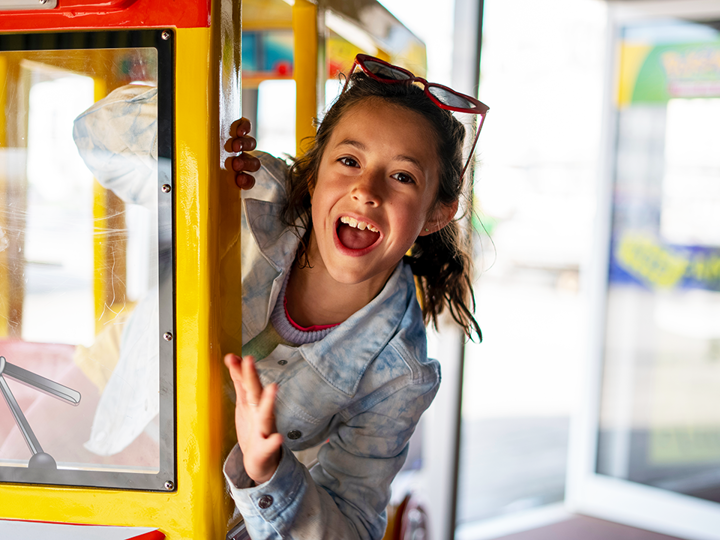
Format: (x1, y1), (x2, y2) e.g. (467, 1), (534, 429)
(0, 340), (77, 444)
(0, 339), (159, 469)
(0, 0), (210, 32)
(134, 531), (166, 540)
(0, 519), (166, 539)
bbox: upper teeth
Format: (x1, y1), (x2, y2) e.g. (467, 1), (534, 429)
(340, 216), (379, 233)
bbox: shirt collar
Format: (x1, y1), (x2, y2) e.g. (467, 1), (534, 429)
(244, 198), (302, 273)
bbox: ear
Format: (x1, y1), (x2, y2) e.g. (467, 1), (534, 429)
(308, 175), (316, 198)
(419, 199), (459, 236)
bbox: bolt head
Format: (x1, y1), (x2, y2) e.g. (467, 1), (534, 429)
(161, 184), (172, 193)
(161, 31), (171, 41)
(163, 332), (173, 341)
(164, 480), (174, 490)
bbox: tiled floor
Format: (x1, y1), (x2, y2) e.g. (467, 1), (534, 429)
(491, 515), (685, 540)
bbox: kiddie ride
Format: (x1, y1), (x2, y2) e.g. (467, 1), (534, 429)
(0, 0), (425, 538)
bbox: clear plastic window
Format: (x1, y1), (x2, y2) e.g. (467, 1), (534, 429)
(0, 31), (174, 491)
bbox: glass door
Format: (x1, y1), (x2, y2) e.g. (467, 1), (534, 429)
(568, 3), (720, 538)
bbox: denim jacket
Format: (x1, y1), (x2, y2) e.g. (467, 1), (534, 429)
(225, 152), (441, 540)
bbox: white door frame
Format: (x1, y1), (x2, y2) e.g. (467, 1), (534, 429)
(566, 2), (720, 539)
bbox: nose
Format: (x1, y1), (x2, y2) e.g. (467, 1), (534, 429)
(351, 170), (383, 207)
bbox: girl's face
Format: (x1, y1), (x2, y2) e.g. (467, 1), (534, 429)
(308, 98), (457, 291)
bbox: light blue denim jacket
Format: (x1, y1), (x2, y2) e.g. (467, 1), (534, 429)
(225, 152), (441, 540)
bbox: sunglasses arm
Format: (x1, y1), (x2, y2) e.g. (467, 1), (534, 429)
(460, 114), (486, 182)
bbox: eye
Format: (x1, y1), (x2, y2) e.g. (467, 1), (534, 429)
(391, 172), (416, 185)
(338, 156), (359, 168)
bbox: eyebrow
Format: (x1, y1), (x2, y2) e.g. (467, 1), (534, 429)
(338, 138), (366, 151)
(337, 138), (425, 170)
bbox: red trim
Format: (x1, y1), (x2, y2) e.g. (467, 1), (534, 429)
(284, 298), (340, 333)
(0, 518), (165, 539)
(127, 531), (166, 540)
(0, 0), (210, 32)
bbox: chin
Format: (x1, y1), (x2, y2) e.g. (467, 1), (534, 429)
(327, 266), (371, 285)
(329, 260), (398, 289)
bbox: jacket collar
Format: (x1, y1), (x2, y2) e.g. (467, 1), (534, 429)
(243, 197), (416, 396)
(300, 262), (413, 396)
(245, 198), (301, 273)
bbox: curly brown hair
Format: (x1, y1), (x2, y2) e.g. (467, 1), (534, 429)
(282, 71), (482, 341)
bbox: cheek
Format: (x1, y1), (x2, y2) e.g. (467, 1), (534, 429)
(310, 192), (331, 233)
(310, 201), (321, 230)
(396, 208), (426, 242)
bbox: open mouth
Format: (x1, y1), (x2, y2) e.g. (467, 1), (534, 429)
(336, 216), (381, 251)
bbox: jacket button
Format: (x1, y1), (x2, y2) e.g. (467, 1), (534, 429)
(278, 359), (288, 365)
(258, 495), (273, 509)
(287, 430), (302, 440)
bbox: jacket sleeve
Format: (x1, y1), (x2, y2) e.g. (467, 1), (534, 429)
(223, 377), (439, 540)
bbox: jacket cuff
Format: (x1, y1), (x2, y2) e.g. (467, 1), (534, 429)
(223, 443), (306, 522)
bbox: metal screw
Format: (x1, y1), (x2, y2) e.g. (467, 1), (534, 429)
(164, 480), (174, 490)
(161, 184), (172, 193)
(161, 31), (171, 41)
(38, 0), (48, 4)
(163, 332), (173, 342)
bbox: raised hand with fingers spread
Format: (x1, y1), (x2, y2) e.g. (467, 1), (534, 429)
(224, 354), (283, 485)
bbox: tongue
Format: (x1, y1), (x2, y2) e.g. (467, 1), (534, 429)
(338, 224), (379, 250)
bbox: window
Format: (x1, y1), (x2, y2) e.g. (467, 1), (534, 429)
(0, 30), (175, 491)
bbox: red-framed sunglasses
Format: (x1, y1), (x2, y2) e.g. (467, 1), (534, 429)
(343, 53), (489, 181)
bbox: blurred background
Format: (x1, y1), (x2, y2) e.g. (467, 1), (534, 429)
(1, 0), (718, 537)
(240, 0), (720, 539)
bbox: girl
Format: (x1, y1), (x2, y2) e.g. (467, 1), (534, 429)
(224, 55), (487, 540)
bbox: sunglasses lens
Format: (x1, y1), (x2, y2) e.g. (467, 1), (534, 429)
(363, 59), (412, 81)
(428, 85), (478, 110)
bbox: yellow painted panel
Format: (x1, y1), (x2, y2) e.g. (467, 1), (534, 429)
(0, 26), (234, 540)
(243, 0), (292, 30)
(92, 78), (107, 335)
(293, 0), (318, 156)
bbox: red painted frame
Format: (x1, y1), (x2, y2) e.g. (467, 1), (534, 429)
(0, 0), (210, 32)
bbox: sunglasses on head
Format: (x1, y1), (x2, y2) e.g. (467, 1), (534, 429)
(343, 53), (489, 181)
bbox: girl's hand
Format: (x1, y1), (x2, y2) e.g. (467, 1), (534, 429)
(228, 118), (261, 190)
(224, 354), (284, 484)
